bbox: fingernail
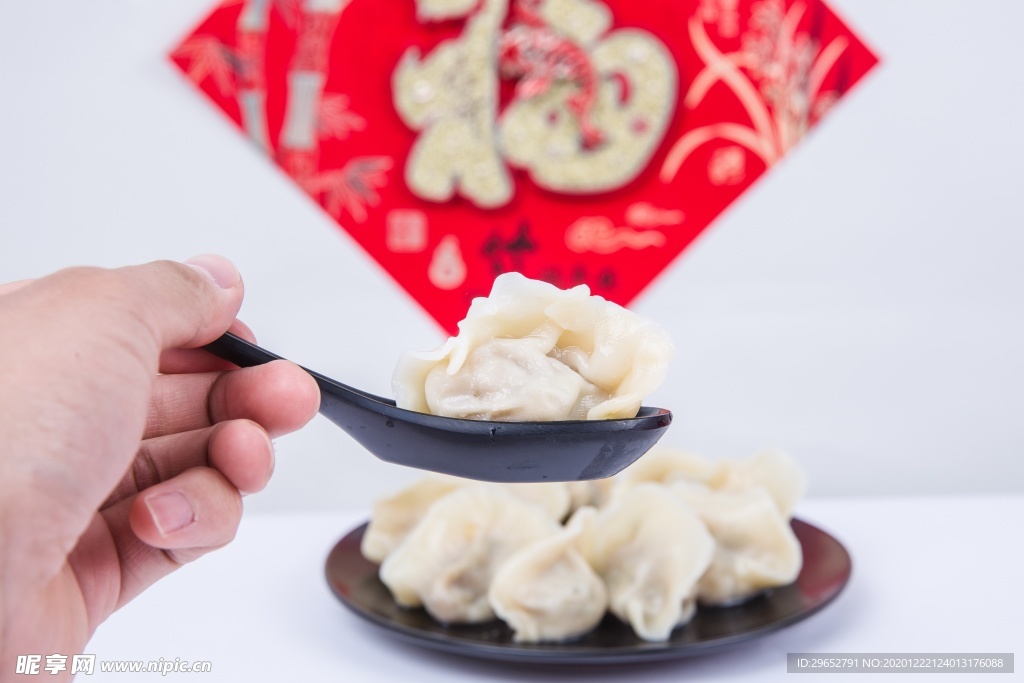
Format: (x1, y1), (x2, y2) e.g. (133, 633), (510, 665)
(145, 492), (196, 537)
(185, 254), (240, 289)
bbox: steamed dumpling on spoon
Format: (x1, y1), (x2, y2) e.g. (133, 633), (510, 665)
(393, 273), (675, 421)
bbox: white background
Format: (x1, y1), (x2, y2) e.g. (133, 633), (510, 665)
(1, 0), (1022, 511)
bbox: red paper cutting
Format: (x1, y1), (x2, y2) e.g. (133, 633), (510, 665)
(172, 0), (878, 333)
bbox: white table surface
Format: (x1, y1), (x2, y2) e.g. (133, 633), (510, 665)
(84, 495), (1022, 681)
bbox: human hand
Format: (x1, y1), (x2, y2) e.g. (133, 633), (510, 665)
(0, 257), (320, 678)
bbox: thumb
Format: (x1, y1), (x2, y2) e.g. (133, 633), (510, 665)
(117, 255), (246, 354)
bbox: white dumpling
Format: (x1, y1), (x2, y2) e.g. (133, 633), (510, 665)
(379, 486), (560, 623)
(615, 448), (721, 489)
(421, 335), (607, 420)
(360, 475), (464, 563)
(492, 482), (572, 521)
(576, 484), (714, 641)
(670, 482), (803, 606)
(618, 447), (806, 519)
(363, 477), (568, 565)
(488, 507), (607, 642)
(392, 272), (674, 421)
(715, 449), (807, 519)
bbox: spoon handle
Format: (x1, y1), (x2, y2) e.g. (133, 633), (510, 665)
(203, 331), (285, 368)
(202, 332), (394, 405)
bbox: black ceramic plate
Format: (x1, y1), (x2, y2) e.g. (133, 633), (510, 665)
(325, 519), (851, 664)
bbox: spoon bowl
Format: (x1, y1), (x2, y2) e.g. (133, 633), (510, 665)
(203, 332), (672, 483)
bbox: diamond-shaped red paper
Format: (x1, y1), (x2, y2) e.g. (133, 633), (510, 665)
(172, 0), (877, 333)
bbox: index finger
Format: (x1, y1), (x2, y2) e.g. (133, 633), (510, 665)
(159, 319), (257, 374)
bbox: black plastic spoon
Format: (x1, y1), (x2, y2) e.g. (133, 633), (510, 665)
(202, 332), (672, 483)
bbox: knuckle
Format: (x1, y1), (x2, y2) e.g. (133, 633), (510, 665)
(161, 547), (196, 567)
(147, 259), (210, 309)
(156, 259), (210, 292)
(54, 266), (130, 303)
(52, 266), (149, 336)
(107, 260), (208, 351)
(32, 266), (161, 386)
(151, 259), (202, 289)
(147, 260), (219, 343)
(130, 446), (163, 493)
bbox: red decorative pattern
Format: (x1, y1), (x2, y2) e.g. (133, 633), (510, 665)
(499, 0), (605, 147)
(172, 0), (878, 333)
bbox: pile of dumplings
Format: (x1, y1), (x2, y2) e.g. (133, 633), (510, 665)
(361, 448), (807, 643)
